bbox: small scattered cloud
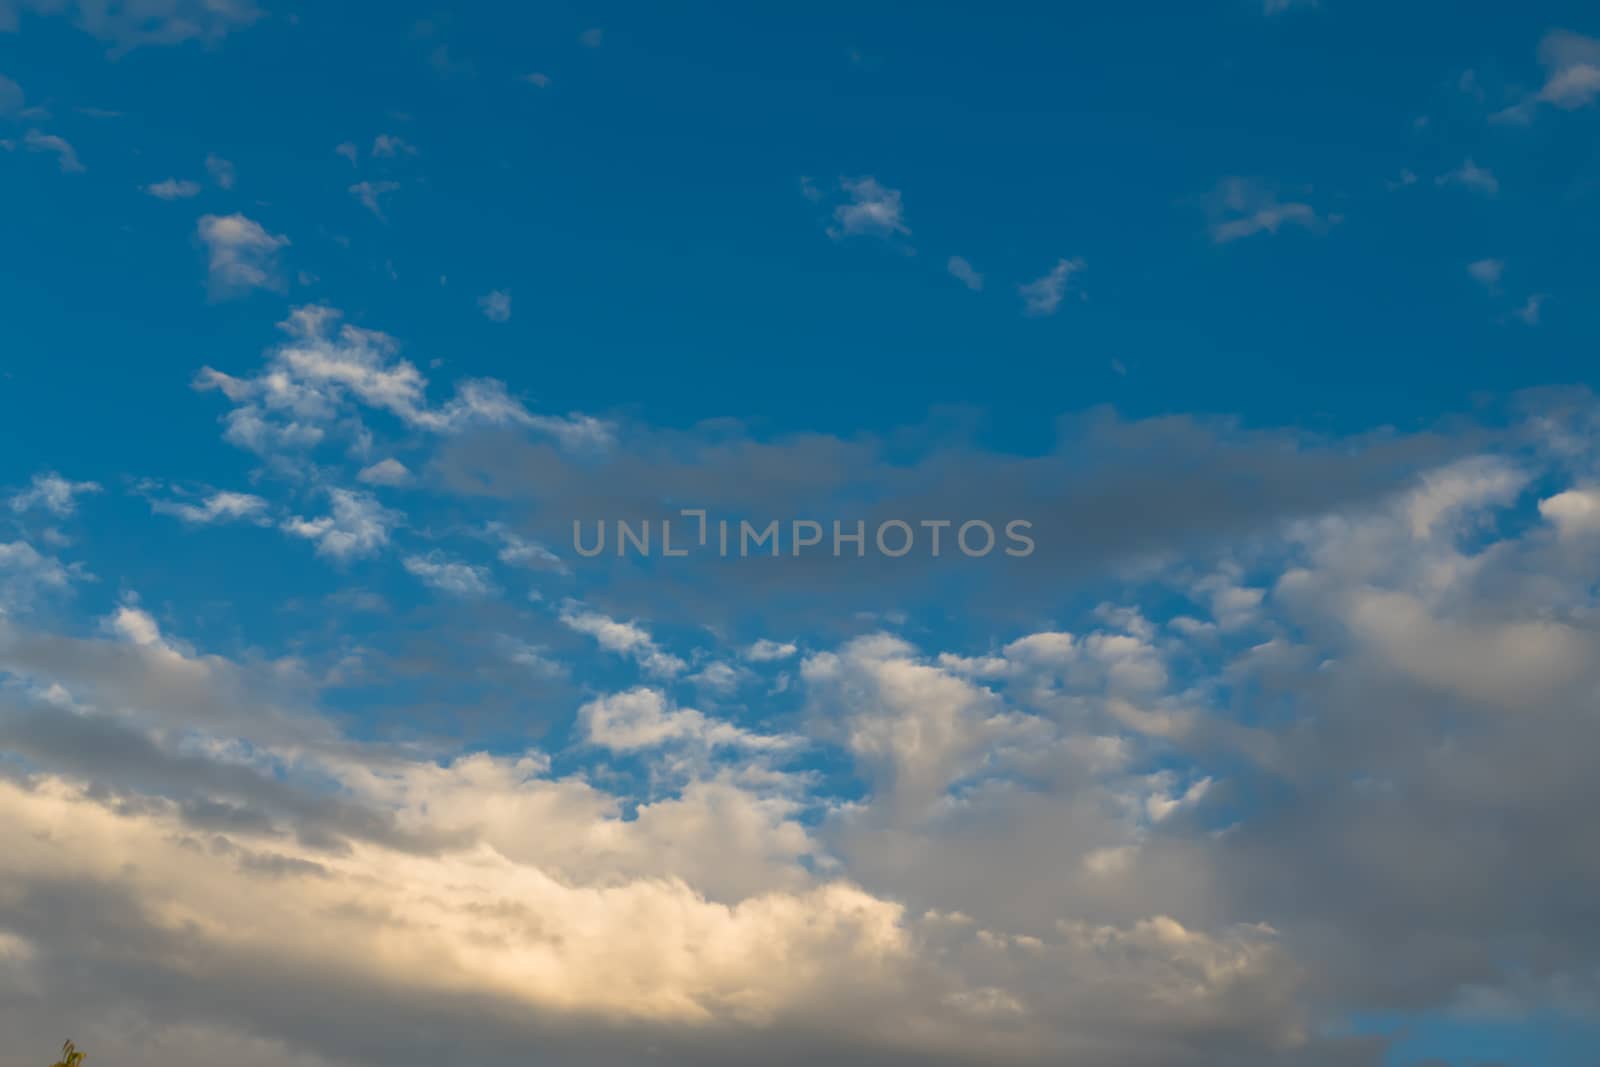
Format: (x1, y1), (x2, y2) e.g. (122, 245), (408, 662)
(489, 523), (567, 574)
(357, 459), (412, 487)
(335, 142), (359, 166)
(947, 255), (984, 291)
(1513, 294), (1547, 326)
(559, 601), (686, 677)
(144, 178), (202, 200)
(281, 488), (397, 562)
(744, 639), (798, 663)
(1492, 31), (1600, 124)
(371, 133), (417, 158)
(1386, 168), (1418, 191)
(1537, 29), (1600, 109)
(479, 289), (512, 322)
(349, 180), (401, 220)
(2, 0), (261, 52)
(826, 175), (909, 240)
(0, 74), (23, 115)
(150, 490), (269, 525)
(1206, 177), (1331, 243)
(580, 27), (604, 47)
(1436, 159), (1499, 196)
(9, 472), (101, 516)
(197, 213), (289, 297)
(23, 129), (83, 172)
(205, 153), (236, 189)
(1262, 0), (1317, 13)
(522, 72), (551, 88)
(1019, 257), (1086, 317)
(1467, 258), (1505, 291)
(403, 552), (495, 597)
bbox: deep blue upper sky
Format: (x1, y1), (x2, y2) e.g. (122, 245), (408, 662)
(5, 0), (1599, 482)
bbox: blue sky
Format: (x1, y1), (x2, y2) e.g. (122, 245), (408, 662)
(3, 3), (1600, 1066)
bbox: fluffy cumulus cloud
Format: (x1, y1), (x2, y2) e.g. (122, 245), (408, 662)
(191, 305), (614, 462)
(281, 488), (397, 561)
(8, 383), (1600, 1067)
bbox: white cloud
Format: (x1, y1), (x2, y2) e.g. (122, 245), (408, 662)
(197, 213), (289, 297)
(1467, 257), (1504, 290)
(193, 306), (614, 457)
(579, 27), (603, 47)
(947, 255), (984, 291)
(2, 0), (260, 51)
(0, 540), (75, 609)
(281, 489), (397, 561)
(9, 471), (100, 516)
(559, 601), (686, 677)
(1207, 177), (1329, 243)
(1019, 257), (1085, 316)
(1513, 293), (1547, 326)
(371, 133), (417, 158)
(206, 153), (236, 189)
(349, 180), (401, 220)
(745, 638), (798, 662)
(803, 633), (1049, 811)
(23, 129), (83, 172)
(0, 73), (24, 114)
(1539, 487), (1600, 540)
(1262, 0), (1316, 12)
(1436, 158), (1499, 196)
(144, 177), (202, 199)
(1537, 30), (1600, 110)
(580, 687), (794, 753)
(478, 289), (512, 322)
(827, 176), (909, 240)
(356, 458), (411, 486)
(402, 553), (495, 597)
(522, 72), (551, 88)
(151, 490), (269, 525)
(490, 524), (566, 573)
(335, 141), (359, 166)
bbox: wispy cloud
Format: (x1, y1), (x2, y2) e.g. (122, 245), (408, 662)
(9, 472), (101, 516)
(350, 180), (401, 220)
(1436, 159), (1499, 196)
(1206, 177), (1331, 243)
(197, 213), (289, 297)
(1019, 257), (1085, 316)
(205, 153), (236, 189)
(403, 552), (495, 596)
(23, 129), (83, 172)
(144, 178), (202, 200)
(479, 289), (512, 322)
(947, 255), (984, 291)
(1467, 258), (1505, 291)
(150, 490), (269, 525)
